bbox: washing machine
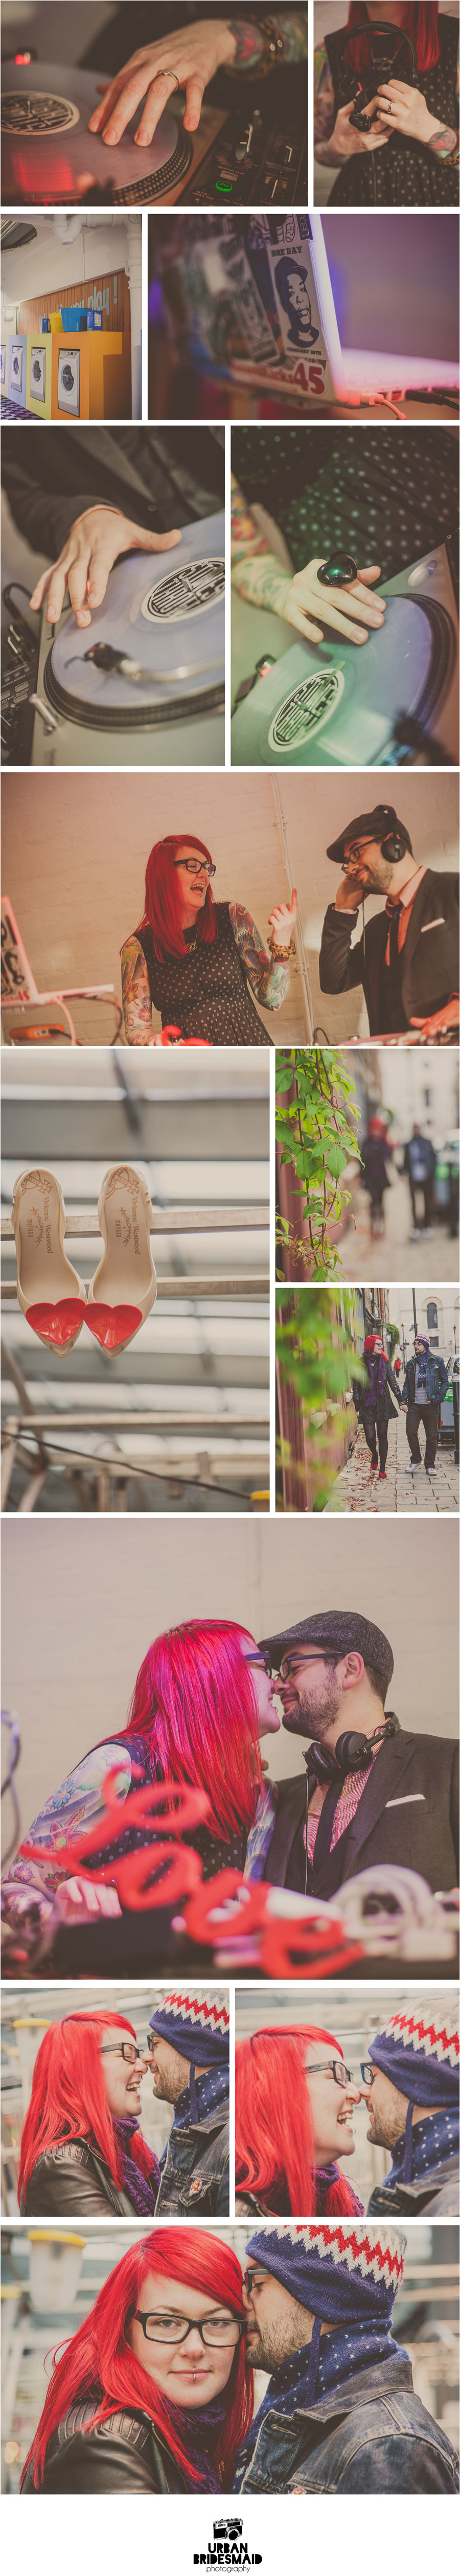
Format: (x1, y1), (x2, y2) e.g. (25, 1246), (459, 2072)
(57, 346), (80, 416)
(231, 541), (459, 769)
(0, 342), (6, 386)
(8, 336), (25, 400)
(30, 343), (47, 404)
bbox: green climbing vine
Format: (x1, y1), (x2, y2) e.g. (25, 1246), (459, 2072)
(275, 1048), (362, 1281)
(276, 1286), (368, 1511)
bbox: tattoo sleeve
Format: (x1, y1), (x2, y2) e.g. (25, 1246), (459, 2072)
(427, 123), (459, 162)
(231, 902), (290, 1007)
(228, 14), (308, 73)
(231, 472), (270, 566)
(121, 935), (154, 1046)
(1, 1746), (131, 1915)
(313, 41), (336, 158)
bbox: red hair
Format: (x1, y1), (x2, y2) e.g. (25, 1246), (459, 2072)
(347, 5), (440, 72)
(21, 2228), (253, 2493)
(236, 2028), (361, 2217)
(18, 2013), (157, 2210)
(122, 1618), (263, 1842)
(136, 835), (218, 962)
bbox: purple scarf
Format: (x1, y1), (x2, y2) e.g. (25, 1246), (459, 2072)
(364, 1353), (387, 1404)
(113, 2115), (160, 2216)
(165, 2394), (227, 2493)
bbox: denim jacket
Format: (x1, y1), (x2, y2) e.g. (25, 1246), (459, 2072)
(401, 1354), (449, 1405)
(234, 2352), (458, 2495)
(154, 2069), (229, 2217)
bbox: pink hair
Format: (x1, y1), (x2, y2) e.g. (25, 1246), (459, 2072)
(346, 5), (440, 73)
(236, 2027), (361, 2217)
(21, 2228), (253, 2492)
(122, 1618), (263, 1841)
(18, 2013), (156, 2208)
(135, 835), (217, 963)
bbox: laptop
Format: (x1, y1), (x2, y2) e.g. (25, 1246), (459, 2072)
(311, 210), (459, 404)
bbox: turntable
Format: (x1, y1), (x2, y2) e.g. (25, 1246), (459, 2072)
(1, 59), (193, 208)
(29, 513), (225, 769)
(231, 543), (459, 769)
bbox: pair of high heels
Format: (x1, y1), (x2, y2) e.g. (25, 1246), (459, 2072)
(11, 1164), (157, 1354)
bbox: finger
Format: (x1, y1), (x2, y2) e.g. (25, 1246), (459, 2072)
(100, 69), (154, 145)
(356, 565), (382, 585)
(183, 75), (205, 131)
(86, 547), (118, 610)
(135, 72), (181, 145)
(44, 563), (70, 624)
(29, 563), (59, 610)
(314, 601), (369, 644)
(67, 552), (91, 617)
(142, 526), (182, 551)
(350, 579), (385, 612)
(88, 72), (128, 132)
(100, 1887), (122, 1916)
(288, 606), (325, 643)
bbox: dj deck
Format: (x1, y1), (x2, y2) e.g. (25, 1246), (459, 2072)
(232, 542), (459, 770)
(1, 56), (308, 210)
(1, 515), (225, 768)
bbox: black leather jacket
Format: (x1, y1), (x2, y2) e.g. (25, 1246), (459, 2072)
(155, 2104), (229, 2216)
(22, 2403), (190, 2494)
(234, 2352), (459, 2494)
(21, 2140), (144, 2220)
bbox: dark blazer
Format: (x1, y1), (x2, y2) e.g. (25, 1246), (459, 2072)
(21, 2140), (141, 2220)
(263, 1725), (459, 1900)
(21, 2403), (189, 2495)
(319, 871), (459, 1036)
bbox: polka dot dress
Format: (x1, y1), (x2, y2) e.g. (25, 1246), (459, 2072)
(325, 15), (459, 205)
(80, 1735), (247, 1885)
(138, 902), (270, 1045)
(232, 428), (458, 587)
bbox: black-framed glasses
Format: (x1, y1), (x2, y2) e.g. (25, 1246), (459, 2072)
(342, 840), (376, 868)
(360, 2061), (376, 2085)
(244, 2269), (269, 2295)
(307, 2058), (352, 2089)
(134, 2311), (242, 2348)
(279, 1651), (340, 1680)
(100, 2042), (144, 2066)
(245, 1650), (273, 1678)
(172, 857), (216, 878)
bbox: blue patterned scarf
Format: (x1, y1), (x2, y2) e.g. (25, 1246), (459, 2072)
(232, 2317), (401, 2489)
(385, 2104), (459, 2189)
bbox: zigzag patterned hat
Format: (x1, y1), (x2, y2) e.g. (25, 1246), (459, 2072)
(369, 2004), (459, 2107)
(245, 2223), (405, 2325)
(148, 1989), (229, 2066)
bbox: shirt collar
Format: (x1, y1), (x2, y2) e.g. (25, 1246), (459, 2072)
(386, 865), (426, 911)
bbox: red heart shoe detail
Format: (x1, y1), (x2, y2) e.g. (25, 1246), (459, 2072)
(27, 1300), (85, 1347)
(85, 1303), (142, 1351)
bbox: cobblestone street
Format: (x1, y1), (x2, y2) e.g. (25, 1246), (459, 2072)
(325, 1404), (458, 1513)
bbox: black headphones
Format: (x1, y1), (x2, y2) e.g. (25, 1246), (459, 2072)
(335, 20), (416, 129)
(380, 823), (409, 865)
(303, 1715), (399, 1783)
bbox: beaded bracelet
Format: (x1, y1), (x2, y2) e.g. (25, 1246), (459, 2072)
(268, 932), (296, 960)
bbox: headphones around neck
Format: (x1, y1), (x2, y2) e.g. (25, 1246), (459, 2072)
(335, 21), (416, 129)
(303, 1715), (399, 1783)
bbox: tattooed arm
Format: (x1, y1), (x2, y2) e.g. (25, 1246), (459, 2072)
(426, 41), (458, 164)
(227, 14), (309, 74)
(231, 472), (293, 617)
(1, 1746), (131, 1925)
(229, 903), (291, 1007)
(313, 39), (335, 156)
(121, 935), (154, 1046)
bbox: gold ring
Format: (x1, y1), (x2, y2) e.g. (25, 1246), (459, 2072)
(162, 70), (179, 90)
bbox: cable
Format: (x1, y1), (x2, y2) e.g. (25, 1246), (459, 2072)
(6, 1434), (260, 1511)
(1, 1710), (21, 1860)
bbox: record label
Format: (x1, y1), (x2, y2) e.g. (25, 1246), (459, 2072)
(141, 559), (225, 623)
(268, 668), (344, 750)
(1, 90), (80, 133)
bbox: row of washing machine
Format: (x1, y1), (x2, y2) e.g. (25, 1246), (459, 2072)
(1, 329), (131, 418)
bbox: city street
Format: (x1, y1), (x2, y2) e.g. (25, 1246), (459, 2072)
(325, 1402), (458, 1514)
(341, 1163), (458, 1283)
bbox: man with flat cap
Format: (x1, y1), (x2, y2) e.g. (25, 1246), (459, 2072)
(258, 1610), (458, 1903)
(318, 806), (459, 1040)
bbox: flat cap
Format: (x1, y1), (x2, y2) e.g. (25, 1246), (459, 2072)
(326, 804), (400, 865)
(259, 1609), (394, 1693)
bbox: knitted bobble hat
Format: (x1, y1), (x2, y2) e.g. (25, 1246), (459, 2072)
(245, 2222), (405, 2330)
(369, 2004), (459, 2180)
(149, 1990), (229, 2117)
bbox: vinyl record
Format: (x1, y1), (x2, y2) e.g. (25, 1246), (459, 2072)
(1, 60), (192, 205)
(231, 588), (456, 769)
(43, 515), (225, 729)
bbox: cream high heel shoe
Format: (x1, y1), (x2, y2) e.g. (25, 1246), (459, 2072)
(85, 1164), (157, 1352)
(12, 1168), (86, 1350)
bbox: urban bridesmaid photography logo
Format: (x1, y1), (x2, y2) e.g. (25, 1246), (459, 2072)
(194, 2516), (262, 2566)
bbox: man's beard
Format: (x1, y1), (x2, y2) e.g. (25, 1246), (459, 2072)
(367, 2091), (408, 2151)
(246, 2307), (314, 2375)
(282, 1673), (341, 1739)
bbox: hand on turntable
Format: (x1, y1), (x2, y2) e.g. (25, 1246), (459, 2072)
(29, 506), (181, 628)
(87, 18), (237, 148)
(278, 560), (386, 648)
(409, 998), (460, 1039)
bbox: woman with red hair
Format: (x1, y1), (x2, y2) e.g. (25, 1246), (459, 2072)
(236, 2025), (364, 2217)
(2, 1620), (280, 1937)
(20, 2228), (252, 2493)
(121, 834), (297, 1046)
(18, 2010), (159, 2219)
(352, 1331), (401, 1482)
(314, 5), (458, 202)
